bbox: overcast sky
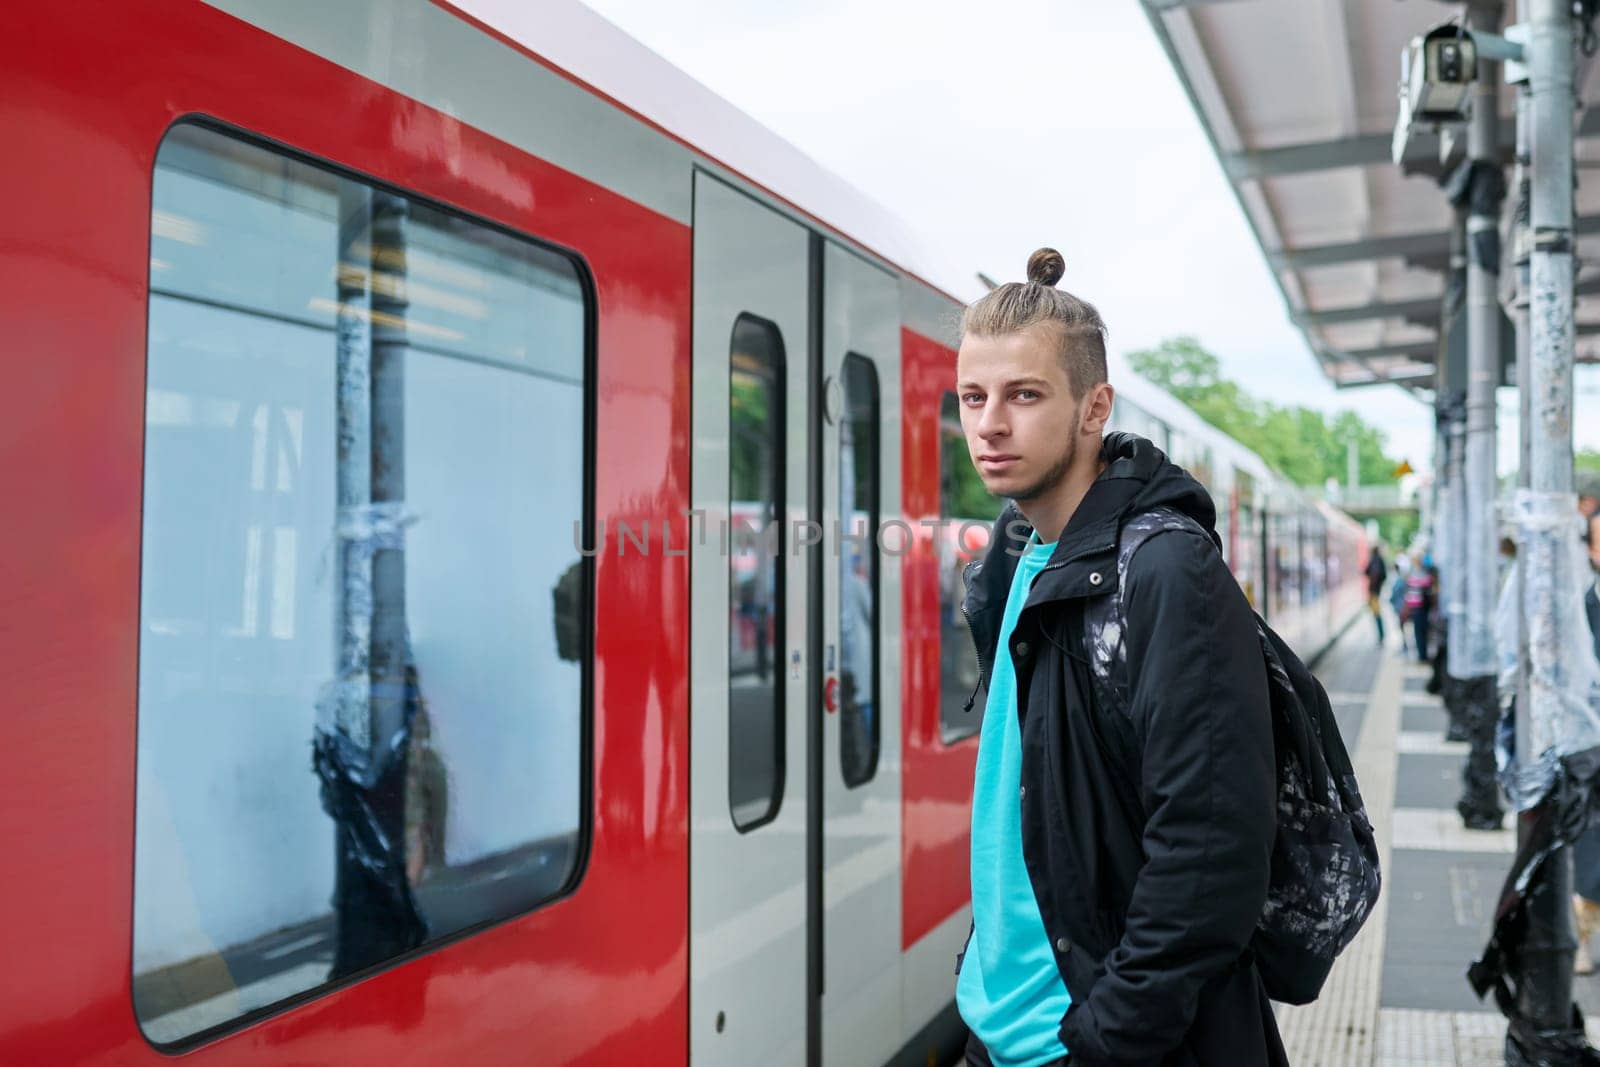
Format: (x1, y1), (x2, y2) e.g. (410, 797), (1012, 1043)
(578, 0), (1598, 477)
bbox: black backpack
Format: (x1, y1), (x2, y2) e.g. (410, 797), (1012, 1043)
(1101, 510), (1382, 1005)
(1249, 614), (1381, 1004)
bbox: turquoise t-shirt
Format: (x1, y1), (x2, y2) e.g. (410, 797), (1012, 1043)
(957, 535), (1071, 1067)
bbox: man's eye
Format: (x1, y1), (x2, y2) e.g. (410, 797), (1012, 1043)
(962, 393), (983, 405)
(1014, 390), (1038, 401)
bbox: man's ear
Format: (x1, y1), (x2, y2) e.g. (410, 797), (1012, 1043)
(1083, 383), (1114, 434)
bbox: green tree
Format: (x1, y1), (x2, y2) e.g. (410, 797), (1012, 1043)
(1375, 513), (1420, 551)
(729, 372), (772, 498)
(1578, 449), (1600, 475)
(1127, 335), (1407, 489)
(1127, 334), (1224, 395)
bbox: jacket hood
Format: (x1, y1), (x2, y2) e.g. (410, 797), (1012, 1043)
(1089, 430), (1220, 547)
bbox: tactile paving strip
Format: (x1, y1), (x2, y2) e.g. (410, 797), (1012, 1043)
(1274, 644), (1403, 1066)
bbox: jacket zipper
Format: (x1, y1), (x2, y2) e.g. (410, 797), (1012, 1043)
(961, 595), (985, 714)
(959, 558), (989, 714)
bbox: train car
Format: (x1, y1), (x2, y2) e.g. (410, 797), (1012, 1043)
(0, 3), (1369, 1066)
(1098, 358), (1369, 658)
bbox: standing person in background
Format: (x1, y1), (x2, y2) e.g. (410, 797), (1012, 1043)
(1405, 556), (1437, 665)
(1365, 545), (1388, 647)
(1390, 553), (1412, 655)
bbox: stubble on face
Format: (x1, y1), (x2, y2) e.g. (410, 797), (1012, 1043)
(956, 322), (1099, 514)
(1010, 402), (1082, 503)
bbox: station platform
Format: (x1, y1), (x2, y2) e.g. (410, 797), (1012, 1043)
(1277, 621), (1600, 1066)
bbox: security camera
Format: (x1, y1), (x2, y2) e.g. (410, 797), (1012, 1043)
(1406, 24), (1478, 122)
(1393, 23), (1479, 165)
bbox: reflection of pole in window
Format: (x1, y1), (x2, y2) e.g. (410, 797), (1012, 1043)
(552, 559), (584, 663)
(839, 356), (879, 785)
(315, 186), (427, 981)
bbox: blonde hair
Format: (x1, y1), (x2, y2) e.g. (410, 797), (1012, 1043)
(960, 247), (1109, 396)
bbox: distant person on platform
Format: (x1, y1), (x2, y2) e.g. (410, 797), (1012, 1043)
(1390, 553), (1412, 656)
(1405, 557), (1437, 666)
(1365, 545), (1388, 647)
(953, 248), (1284, 1067)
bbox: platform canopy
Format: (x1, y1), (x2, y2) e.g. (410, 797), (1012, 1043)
(1140, 0), (1600, 392)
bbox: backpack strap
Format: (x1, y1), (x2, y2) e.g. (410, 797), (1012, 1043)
(1082, 507), (1213, 720)
(1081, 508), (1336, 809)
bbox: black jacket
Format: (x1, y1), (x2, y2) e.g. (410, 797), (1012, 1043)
(959, 433), (1285, 1067)
(1366, 551), (1388, 597)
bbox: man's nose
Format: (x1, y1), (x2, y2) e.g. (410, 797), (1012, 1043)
(976, 398), (1007, 438)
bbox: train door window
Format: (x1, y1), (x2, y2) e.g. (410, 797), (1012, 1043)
(839, 354), (881, 786)
(134, 123), (590, 1046)
(939, 391), (996, 742)
(729, 315), (786, 829)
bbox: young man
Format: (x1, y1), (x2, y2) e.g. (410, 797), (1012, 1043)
(953, 249), (1284, 1067)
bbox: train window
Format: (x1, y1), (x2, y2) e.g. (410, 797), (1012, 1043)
(1232, 468), (1259, 609)
(939, 391), (997, 742)
(134, 124), (590, 1045)
(1181, 438), (1215, 496)
(729, 315), (787, 829)
(839, 354), (881, 787)
(1110, 397), (1170, 453)
(1272, 510), (1301, 616)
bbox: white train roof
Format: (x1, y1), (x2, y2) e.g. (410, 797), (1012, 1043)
(452, 1), (1350, 525)
(449, 0), (980, 305)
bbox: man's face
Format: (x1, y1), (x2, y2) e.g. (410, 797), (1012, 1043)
(955, 323), (1104, 501)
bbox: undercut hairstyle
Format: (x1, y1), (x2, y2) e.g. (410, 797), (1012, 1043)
(960, 247), (1109, 397)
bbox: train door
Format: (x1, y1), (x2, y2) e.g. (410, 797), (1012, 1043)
(817, 242), (904, 1067)
(690, 174), (812, 1067)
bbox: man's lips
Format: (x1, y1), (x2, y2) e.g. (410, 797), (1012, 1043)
(978, 454), (1020, 469)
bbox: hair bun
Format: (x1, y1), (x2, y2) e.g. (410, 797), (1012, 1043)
(1026, 247), (1065, 287)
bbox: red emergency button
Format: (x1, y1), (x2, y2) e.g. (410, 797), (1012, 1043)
(824, 675), (839, 713)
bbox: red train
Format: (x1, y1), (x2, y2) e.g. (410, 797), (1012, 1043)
(0, 2), (1367, 1064)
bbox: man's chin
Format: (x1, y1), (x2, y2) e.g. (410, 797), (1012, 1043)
(982, 479), (1044, 503)
(1005, 473), (1060, 503)
(978, 475), (1020, 498)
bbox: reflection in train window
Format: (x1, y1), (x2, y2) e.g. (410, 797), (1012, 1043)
(839, 354), (880, 787)
(1272, 509), (1302, 618)
(729, 314), (786, 830)
(939, 391), (998, 743)
(1301, 510), (1328, 607)
(134, 124), (589, 1045)
(1231, 468), (1260, 610)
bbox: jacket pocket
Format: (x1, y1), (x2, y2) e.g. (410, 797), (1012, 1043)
(1061, 939), (1107, 1001)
